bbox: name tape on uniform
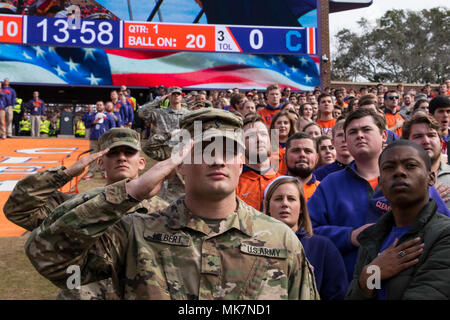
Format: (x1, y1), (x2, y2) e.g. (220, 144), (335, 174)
(240, 242), (287, 259)
(144, 231), (190, 246)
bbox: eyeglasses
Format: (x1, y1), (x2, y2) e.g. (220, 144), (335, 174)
(387, 96), (399, 100)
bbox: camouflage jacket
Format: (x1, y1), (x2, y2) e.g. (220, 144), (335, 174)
(138, 104), (189, 160)
(4, 167), (168, 300)
(4, 166), (73, 231)
(25, 179), (320, 300)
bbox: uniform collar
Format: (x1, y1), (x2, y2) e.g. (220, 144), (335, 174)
(265, 104), (282, 111)
(242, 163), (277, 176)
(164, 196), (253, 238)
(305, 174), (317, 185)
(384, 107), (397, 115)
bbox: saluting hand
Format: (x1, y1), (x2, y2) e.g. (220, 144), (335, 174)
(126, 140), (193, 200)
(63, 149), (110, 178)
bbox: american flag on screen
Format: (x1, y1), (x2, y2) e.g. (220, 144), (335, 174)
(0, 44), (320, 90)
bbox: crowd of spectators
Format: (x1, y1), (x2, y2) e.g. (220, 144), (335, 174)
(2, 77), (450, 300)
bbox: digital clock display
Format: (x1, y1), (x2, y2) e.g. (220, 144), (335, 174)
(0, 14), (317, 56)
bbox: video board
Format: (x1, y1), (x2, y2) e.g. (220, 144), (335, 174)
(0, 0), (320, 90)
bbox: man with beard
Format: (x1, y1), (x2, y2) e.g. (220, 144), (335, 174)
(237, 115), (281, 211)
(402, 112), (450, 208)
(284, 132), (320, 202)
(429, 96), (450, 144)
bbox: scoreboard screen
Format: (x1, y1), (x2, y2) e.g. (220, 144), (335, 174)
(0, 14), (317, 55)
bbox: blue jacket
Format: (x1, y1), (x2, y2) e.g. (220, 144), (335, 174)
(0, 90), (5, 109)
(111, 111), (123, 128)
(84, 113), (116, 140)
(307, 162), (450, 282)
(2, 86), (16, 106)
(297, 229), (348, 300)
(115, 101), (134, 125)
(123, 100), (134, 125)
(314, 160), (349, 181)
(26, 98), (46, 115)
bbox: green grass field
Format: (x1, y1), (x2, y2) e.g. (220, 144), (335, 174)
(0, 156), (158, 299)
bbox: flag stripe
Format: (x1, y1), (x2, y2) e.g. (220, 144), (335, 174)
(111, 67), (314, 90)
(0, 61), (67, 84)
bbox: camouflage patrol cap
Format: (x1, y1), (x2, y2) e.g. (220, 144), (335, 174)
(180, 108), (245, 148)
(98, 128), (141, 151)
(168, 86), (182, 94)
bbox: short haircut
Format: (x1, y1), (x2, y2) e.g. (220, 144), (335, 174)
(358, 93), (378, 107)
(384, 90), (399, 100)
(318, 93), (333, 104)
(286, 132), (317, 152)
(379, 139), (431, 172)
(266, 84), (280, 92)
(243, 114), (267, 130)
(230, 93), (246, 108)
(344, 109), (386, 134)
(316, 135), (332, 153)
(401, 112), (442, 140)
(429, 96), (450, 115)
(332, 119), (346, 138)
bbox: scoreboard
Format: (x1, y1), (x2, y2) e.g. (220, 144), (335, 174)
(0, 14), (317, 55)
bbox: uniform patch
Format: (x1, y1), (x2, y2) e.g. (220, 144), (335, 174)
(144, 231), (190, 246)
(240, 243), (287, 259)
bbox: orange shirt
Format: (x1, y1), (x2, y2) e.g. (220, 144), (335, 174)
(257, 105), (281, 127)
(271, 146), (287, 175)
(367, 177), (378, 191)
(303, 176), (320, 202)
(317, 118), (337, 136)
(237, 165), (281, 211)
(384, 109), (404, 137)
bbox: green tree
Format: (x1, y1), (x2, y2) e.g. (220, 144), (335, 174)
(331, 7), (449, 83)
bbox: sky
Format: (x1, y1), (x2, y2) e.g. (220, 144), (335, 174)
(329, 0), (449, 55)
(95, 0), (448, 57)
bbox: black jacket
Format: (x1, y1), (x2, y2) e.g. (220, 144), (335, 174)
(346, 199), (450, 300)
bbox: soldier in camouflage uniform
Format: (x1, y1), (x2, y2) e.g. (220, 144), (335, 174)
(5, 127), (168, 300)
(138, 86), (190, 203)
(25, 109), (319, 300)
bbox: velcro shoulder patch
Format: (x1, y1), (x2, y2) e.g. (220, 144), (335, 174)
(144, 231), (190, 246)
(240, 242), (287, 259)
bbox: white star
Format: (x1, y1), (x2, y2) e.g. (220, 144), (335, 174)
(270, 58), (277, 65)
(204, 59), (215, 68)
(290, 66), (298, 73)
(278, 56), (285, 63)
(83, 48), (96, 60)
(304, 75), (312, 83)
(300, 57), (309, 66)
(54, 65), (66, 77)
(284, 70), (290, 77)
(237, 58), (246, 64)
(48, 47), (57, 54)
(264, 62), (270, 67)
(65, 58), (79, 71)
(86, 73), (101, 85)
(33, 46), (46, 58)
(22, 51), (32, 60)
